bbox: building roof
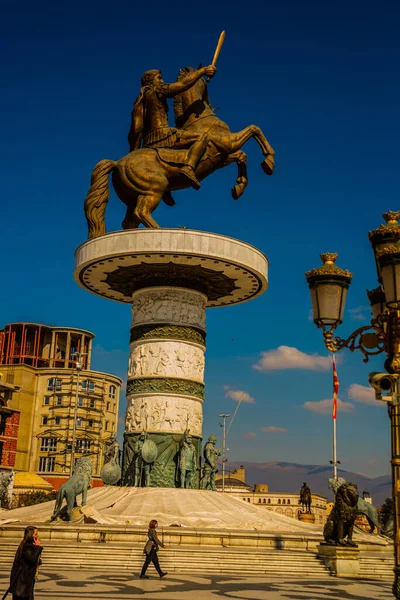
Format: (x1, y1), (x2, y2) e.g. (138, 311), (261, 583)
(13, 472), (54, 491)
(0, 322), (95, 338)
(215, 477), (252, 490)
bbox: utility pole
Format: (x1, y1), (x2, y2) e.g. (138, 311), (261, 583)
(219, 414), (230, 492)
(70, 352), (87, 475)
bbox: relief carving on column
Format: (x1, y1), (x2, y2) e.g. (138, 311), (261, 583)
(125, 395), (203, 437)
(131, 288), (206, 330)
(128, 341), (204, 381)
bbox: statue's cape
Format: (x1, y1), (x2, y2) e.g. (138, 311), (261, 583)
(128, 88), (147, 152)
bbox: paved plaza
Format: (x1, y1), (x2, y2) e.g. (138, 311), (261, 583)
(0, 569), (392, 600)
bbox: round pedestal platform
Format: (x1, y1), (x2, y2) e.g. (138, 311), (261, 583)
(74, 229), (268, 488)
(74, 229), (268, 307)
(298, 512), (316, 524)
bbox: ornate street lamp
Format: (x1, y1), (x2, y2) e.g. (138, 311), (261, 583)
(305, 211), (400, 599)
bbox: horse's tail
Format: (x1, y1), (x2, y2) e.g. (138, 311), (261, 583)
(84, 159), (117, 239)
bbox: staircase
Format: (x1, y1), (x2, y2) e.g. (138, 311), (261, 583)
(359, 551), (395, 580)
(0, 540), (329, 577)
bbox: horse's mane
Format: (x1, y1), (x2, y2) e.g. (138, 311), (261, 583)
(174, 66), (214, 124)
(174, 66), (194, 121)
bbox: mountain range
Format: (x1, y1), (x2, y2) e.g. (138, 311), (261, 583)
(225, 461), (391, 507)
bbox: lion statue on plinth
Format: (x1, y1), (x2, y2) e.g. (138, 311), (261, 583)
(51, 457), (93, 522)
(324, 480), (359, 547)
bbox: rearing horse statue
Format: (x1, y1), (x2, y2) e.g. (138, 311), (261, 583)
(84, 66), (275, 237)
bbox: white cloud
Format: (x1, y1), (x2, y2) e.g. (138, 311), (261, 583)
(303, 397), (354, 415)
(253, 346), (332, 372)
(348, 305), (369, 321)
(242, 431), (257, 439)
(224, 386), (255, 404)
(348, 383), (382, 407)
(260, 426), (288, 433)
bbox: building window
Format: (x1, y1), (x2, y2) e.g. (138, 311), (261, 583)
(76, 439), (91, 452)
(88, 420), (94, 428)
(278, 499), (281, 504)
(81, 380), (95, 393)
(113, 403), (116, 413)
(105, 421), (109, 431)
(247, 498), (250, 502)
(243, 498), (246, 501)
(107, 401), (110, 411)
(39, 456), (55, 472)
(263, 499), (266, 504)
(258, 498), (261, 503)
(282, 499), (286, 505)
(55, 416), (61, 426)
(76, 417), (83, 427)
(56, 396), (62, 406)
(40, 437), (57, 452)
(287, 499), (290, 505)
(89, 399), (95, 409)
(47, 378), (62, 391)
(268, 499), (271, 504)
(109, 385), (116, 399)
(78, 397), (84, 407)
(43, 396), (50, 405)
(42, 416), (48, 425)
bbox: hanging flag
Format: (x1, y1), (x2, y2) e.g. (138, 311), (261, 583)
(332, 356), (339, 420)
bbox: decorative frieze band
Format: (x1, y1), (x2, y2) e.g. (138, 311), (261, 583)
(125, 394), (203, 436)
(126, 378), (204, 400)
(128, 340), (204, 382)
(131, 287), (207, 330)
(130, 324), (206, 347)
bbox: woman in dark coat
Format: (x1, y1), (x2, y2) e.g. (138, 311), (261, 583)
(140, 519), (167, 579)
(3, 525), (43, 600)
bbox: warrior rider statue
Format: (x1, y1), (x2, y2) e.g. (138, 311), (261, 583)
(128, 64), (217, 190)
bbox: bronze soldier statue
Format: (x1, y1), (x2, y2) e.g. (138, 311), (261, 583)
(178, 432), (197, 488)
(202, 434), (221, 491)
(128, 65), (217, 190)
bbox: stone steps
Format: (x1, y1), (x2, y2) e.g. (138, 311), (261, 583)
(359, 553), (395, 580)
(0, 541), (329, 577)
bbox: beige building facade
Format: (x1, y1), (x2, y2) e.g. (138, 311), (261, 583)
(216, 467), (327, 525)
(0, 323), (122, 488)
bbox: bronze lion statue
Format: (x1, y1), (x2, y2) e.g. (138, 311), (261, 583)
(51, 457), (93, 522)
(324, 480), (359, 546)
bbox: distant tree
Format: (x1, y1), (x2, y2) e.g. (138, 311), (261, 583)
(380, 497), (393, 527)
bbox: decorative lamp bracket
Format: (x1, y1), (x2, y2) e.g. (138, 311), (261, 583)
(321, 312), (388, 363)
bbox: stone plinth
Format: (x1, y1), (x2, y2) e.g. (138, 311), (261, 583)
(299, 512), (316, 524)
(74, 229), (268, 488)
(318, 543), (360, 577)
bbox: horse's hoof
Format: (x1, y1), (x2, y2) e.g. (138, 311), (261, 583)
(232, 186), (240, 200)
(261, 156), (274, 176)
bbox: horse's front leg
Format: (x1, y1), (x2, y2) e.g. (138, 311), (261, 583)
(229, 126), (275, 176)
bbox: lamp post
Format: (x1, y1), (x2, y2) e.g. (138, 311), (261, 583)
(219, 414), (231, 492)
(305, 211), (400, 599)
(70, 352), (87, 475)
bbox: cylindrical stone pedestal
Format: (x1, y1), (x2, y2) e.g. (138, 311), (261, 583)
(74, 229), (268, 488)
(124, 286), (206, 487)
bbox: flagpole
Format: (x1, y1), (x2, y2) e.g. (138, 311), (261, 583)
(333, 412), (337, 480)
(331, 355), (339, 483)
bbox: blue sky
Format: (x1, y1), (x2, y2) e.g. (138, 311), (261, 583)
(2, 0), (399, 478)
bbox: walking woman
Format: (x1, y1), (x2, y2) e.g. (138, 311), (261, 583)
(2, 526), (43, 600)
(140, 519), (167, 579)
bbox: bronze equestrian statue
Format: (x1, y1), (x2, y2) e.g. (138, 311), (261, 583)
(84, 48), (275, 235)
(299, 482), (312, 513)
